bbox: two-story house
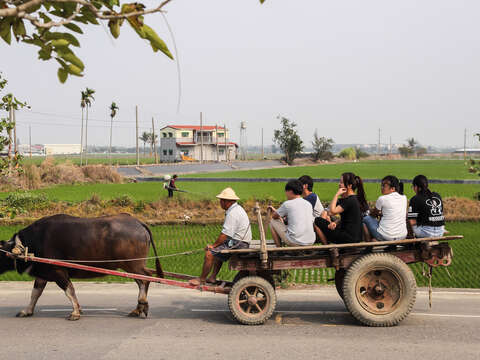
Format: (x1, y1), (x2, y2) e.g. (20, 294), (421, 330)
(159, 125), (238, 162)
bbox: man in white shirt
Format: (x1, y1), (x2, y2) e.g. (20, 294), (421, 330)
(268, 180), (315, 247)
(189, 187), (251, 286)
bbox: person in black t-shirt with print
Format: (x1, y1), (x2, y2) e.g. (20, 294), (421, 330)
(316, 172), (368, 244)
(408, 175), (445, 238)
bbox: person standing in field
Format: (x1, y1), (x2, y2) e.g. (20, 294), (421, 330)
(167, 174), (178, 198)
(189, 187), (251, 286)
(268, 180), (316, 247)
(363, 175), (408, 241)
(408, 175), (445, 238)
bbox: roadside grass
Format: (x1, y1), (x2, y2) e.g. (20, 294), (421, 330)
(0, 222), (478, 288)
(188, 160), (480, 180)
(0, 181), (476, 203)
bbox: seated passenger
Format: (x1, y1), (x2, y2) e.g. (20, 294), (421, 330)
(316, 172), (366, 244)
(363, 175), (407, 241)
(268, 180), (315, 247)
(408, 175), (445, 238)
(189, 187), (251, 286)
(298, 175), (325, 218)
(298, 175), (329, 244)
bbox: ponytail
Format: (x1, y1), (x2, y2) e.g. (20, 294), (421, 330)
(354, 175), (369, 213)
(412, 175), (432, 197)
(341, 172), (369, 213)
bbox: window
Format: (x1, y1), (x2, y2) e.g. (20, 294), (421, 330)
(162, 133), (167, 138)
(217, 132), (224, 138)
(168, 132), (173, 137)
(168, 149), (173, 155)
(181, 132), (189, 137)
(163, 150), (167, 155)
(182, 150), (189, 156)
(219, 149), (225, 155)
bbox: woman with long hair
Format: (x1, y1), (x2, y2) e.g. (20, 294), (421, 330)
(363, 175), (407, 241)
(315, 172), (367, 244)
(408, 175), (445, 238)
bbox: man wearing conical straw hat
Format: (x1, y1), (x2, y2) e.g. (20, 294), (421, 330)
(189, 187), (251, 286)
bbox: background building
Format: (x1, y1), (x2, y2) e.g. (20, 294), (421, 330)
(159, 125), (237, 162)
(18, 144), (81, 156)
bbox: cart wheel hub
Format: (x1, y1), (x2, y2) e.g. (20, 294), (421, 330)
(374, 282), (386, 296)
(248, 296), (258, 306)
(355, 268), (403, 315)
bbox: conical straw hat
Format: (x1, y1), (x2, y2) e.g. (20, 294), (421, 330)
(216, 187), (240, 200)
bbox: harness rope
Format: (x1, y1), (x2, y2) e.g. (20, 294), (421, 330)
(0, 247), (205, 263)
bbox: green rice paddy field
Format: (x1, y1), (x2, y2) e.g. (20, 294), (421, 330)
(2, 160), (478, 204)
(0, 222), (478, 288)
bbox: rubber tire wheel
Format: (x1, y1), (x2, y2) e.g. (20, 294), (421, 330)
(233, 271), (275, 288)
(342, 253), (416, 327)
(228, 276), (276, 325)
(335, 269), (346, 300)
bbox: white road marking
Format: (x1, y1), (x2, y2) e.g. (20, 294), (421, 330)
(411, 313), (480, 319)
(41, 308), (117, 312)
(191, 309), (480, 318)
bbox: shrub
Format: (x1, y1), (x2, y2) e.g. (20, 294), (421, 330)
(1, 192), (50, 218)
(355, 147), (369, 159)
(338, 147), (356, 160)
(111, 195), (134, 207)
(39, 159), (86, 184)
(82, 165), (122, 183)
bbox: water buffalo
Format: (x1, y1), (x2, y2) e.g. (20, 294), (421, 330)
(0, 213), (163, 321)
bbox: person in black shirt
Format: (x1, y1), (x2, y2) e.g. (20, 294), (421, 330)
(316, 172), (367, 244)
(408, 175), (445, 238)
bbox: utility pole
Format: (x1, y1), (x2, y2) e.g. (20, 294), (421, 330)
(13, 107), (17, 154)
(377, 128), (381, 157)
(152, 117), (158, 164)
(464, 128), (467, 164)
(7, 108), (12, 160)
(136, 106), (139, 166)
(261, 128), (264, 160)
(389, 136), (392, 157)
(85, 104), (89, 165)
(200, 112), (204, 164)
(80, 106), (84, 166)
(109, 112), (113, 166)
(215, 124), (219, 162)
(29, 125), (32, 158)
(224, 123), (228, 162)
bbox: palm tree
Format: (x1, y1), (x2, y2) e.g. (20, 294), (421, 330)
(83, 87), (95, 165)
(80, 91), (87, 166)
(109, 102), (119, 165)
(139, 132), (150, 156)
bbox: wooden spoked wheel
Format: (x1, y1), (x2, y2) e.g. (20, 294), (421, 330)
(228, 276), (276, 325)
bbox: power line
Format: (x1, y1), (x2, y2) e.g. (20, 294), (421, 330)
(25, 110), (153, 125)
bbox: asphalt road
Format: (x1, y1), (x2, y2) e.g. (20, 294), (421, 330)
(0, 283), (479, 360)
(116, 160), (284, 177)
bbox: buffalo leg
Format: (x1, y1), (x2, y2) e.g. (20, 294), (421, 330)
(129, 279), (150, 318)
(16, 278), (47, 318)
(55, 278), (81, 321)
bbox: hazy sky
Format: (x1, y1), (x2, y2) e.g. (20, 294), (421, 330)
(1, 0), (480, 148)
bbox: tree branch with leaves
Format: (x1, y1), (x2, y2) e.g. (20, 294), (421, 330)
(1, 0), (267, 82)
